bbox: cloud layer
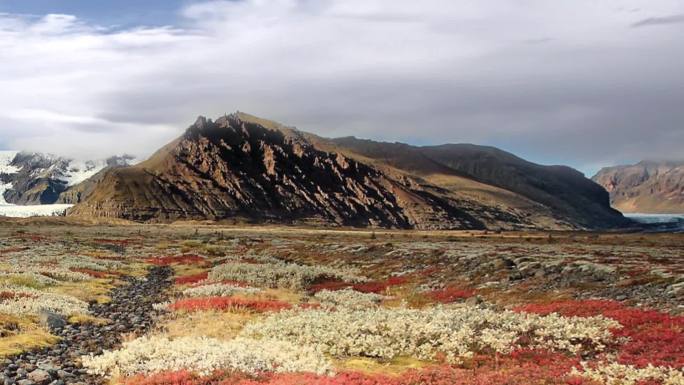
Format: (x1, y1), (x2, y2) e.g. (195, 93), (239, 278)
(0, 0), (683, 174)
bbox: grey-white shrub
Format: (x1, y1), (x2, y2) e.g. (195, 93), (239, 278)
(181, 283), (261, 298)
(208, 261), (366, 290)
(241, 304), (619, 363)
(81, 335), (332, 377)
(313, 289), (384, 310)
(0, 285), (89, 316)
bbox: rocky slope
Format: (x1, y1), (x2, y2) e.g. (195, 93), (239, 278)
(592, 161), (684, 213)
(320, 138), (623, 229)
(68, 112), (627, 230)
(0, 152), (135, 205)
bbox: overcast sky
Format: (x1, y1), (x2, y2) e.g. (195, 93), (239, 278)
(0, 0), (682, 176)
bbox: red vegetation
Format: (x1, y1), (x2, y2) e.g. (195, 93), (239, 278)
(426, 287), (475, 303)
(311, 276), (409, 294)
(168, 296), (291, 313)
(175, 272), (209, 285)
(516, 299), (684, 369)
(147, 255), (206, 266)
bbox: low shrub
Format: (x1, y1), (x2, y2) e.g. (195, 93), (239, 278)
(516, 299), (684, 369)
(208, 262), (365, 290)
(121, 359), (596, 385)
(311, 276), (408, 294)
(147, 255), (206, 266)
(0, 285), (89, 316)
(181, 283), (261, 298)
(425, 287), (475, 303)
(69, 268), (111, 279)
(175, 272), (209, 285)
(242, 304), (618, 362)
(82, 335), (332, 376)
(313, 289), (384, 310)
(168, 296), (290, 313)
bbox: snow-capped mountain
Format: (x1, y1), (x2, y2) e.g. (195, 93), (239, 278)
(0, 151), (20, 205)
(0, 151), (137, 206)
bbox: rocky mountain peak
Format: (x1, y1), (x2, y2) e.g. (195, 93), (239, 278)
(592, 161), (684, 213)
(66, 112), (628, 230)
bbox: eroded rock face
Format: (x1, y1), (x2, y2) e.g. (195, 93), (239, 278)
(593, 161), (684, 213)
(70, 114), (498, 229)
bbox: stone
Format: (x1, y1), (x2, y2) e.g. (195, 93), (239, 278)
(27, 369), (51, 384)
(37, 311), (66, 331)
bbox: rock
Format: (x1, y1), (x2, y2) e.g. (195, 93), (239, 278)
(27, 369), (51, 384)
(0, 266), (172, 385)
(37, 311), (66, 331)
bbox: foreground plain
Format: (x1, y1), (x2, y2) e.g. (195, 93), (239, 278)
(0, 220), (682, 385)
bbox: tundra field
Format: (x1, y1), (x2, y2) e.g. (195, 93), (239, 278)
(0, 221), (682, 385)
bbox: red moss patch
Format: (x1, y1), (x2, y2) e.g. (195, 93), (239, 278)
(426, 287), (475, 303)
(175, 272), (209, 285)
(516, 299), (684, 369)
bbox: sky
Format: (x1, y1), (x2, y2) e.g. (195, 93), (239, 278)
(0, 1), (683, 177)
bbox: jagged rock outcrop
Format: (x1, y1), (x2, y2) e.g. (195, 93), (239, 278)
(592, 161), (684, 213)
(68, 112), (628, 230)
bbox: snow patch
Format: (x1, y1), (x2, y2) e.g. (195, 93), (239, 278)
(0, 204), (72, 218)
(62, 159), (108, 186)
(0, 151), (20, 174)
(0, 151), (20, 205)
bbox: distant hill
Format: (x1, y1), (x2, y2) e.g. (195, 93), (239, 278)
(67, 112), (627, 230)
(592, 161), (684, 214)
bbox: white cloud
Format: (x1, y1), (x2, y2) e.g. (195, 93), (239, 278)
(0, 0), (682, 171)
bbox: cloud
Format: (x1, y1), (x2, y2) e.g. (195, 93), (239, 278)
(0, 0), (683, 176)
(632, 14), (684, 27)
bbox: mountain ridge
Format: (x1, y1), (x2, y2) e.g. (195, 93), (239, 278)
(592, 160), (684, 214)
(67, 112), (627, 230)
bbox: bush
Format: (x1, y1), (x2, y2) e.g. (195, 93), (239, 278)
(208, 262), (365, 290)
(82, 335), (332, 377)
(168, 296), (290, 313)
(147, 255), (206, 266)
(242, 304), (618, 362)
(175, 272), (209, 285)
(516, 299), (684, 369)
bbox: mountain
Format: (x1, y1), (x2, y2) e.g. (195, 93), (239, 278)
(0, 151), (136, 205)
(592, 161), (684, 213)
(316, 138), (621, 229)
(67, 112), (627, 230)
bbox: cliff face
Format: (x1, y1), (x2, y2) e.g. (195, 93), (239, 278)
(592, 161), (684, 214)
(68, 112), (628, 230)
